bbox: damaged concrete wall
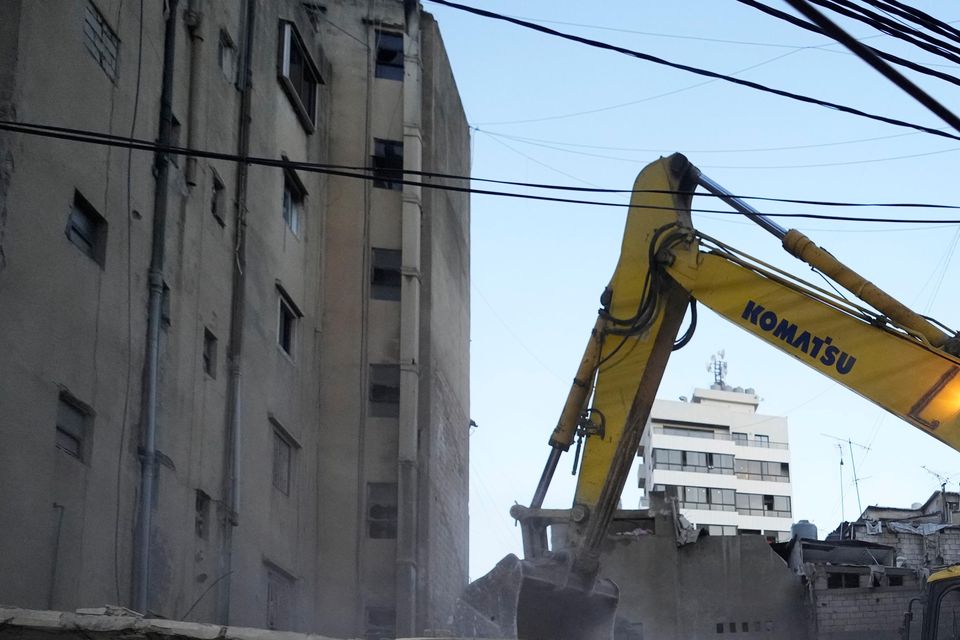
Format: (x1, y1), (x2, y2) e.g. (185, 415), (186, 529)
(588, 506), (814, 639)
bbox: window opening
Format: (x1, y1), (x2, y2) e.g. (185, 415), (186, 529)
(66, 190), (108, 266)
(195, 490), (210, 539)
(371, 248), (402, 300)
(369, 364), (401, 417)
(265, 564), (295, 630)
(282, 169), (306, 235)
(211, 169), (226, 226)
(278, 21), (322, 130)
(83, 0), (119, 82)
(218, 29), (237, 83)
(372, 139), (403, 190)
(375, 30), (404, 80)
(367, 482), (398, 539)
(56, 393), (91, 461)
(203, 328), (218, 378)
(276, 286), (302, 357)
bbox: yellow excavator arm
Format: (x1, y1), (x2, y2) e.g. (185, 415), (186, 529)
(455, 154), (960, 640)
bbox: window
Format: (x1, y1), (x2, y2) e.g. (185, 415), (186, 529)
(365, 607), (396, 640)
(278, 21), (322, 130)
(827, 572), (860, 589)
(732, 431), (747, 444)
(56, 393), (91, 461)
(736, 493), (791, 517)
(276, 285), (302, 357)
(369, 364), (401, 417)
(707, 525), (737, 536)
(367, 482), (398, 539)
(677, 485), (735, 512)
(195, 490), (210, 539)
(371, 248), (402, 300)
(372, 139), (403, 190)
(83, 0), (119, 82)
(375, 30), (404, 80)
(272, 427), (292, 495)
(651, 449), (733, 475)
(203, 328), (218, 378)
(661, 425), (716, 439)
(282, 168), (306, 235)
(66, 190), (108, 266)
(210, 169), (226, 225)
(218, 29), (237, 83)
(755, 434), (770, 447)
(265, 564), (295, 630)
(735, 459), (790, 482)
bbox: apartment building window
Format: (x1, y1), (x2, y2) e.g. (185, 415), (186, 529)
(735, 459), (790, 482)
(278, 21), (322, 131)
(755, 434), (770, 447)
(371, 248), (402, 300)
(372, 139), (403, 190)
(678, 486), (735, 512)
(276, 285), (302, 357)
(736, 493), (791, 518)
(210, 168), (226, 226)
(195, 490), (211, 539)
(282, 168), (306, 235)
(661, 424), (715, 439)
(375, 30), (404, 80)
(369, 364), (401, 417)
(218, 29), (237, 83)
(56, 392), (91, 461)
(367, 482), (398, 539)
(202, 328), (218, 378)
(707, 525), (737, 536)
(66, 190), (108, 266)
(265, 564), (295, 630)
(272, 427), (292, 495)
(365, 606), (397, 640)
(732, 431), (747, 444)
(652, 449), (733, 474)
(82, 0), (119, 82)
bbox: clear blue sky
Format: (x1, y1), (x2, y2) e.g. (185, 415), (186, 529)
(423, 0), (960, 579)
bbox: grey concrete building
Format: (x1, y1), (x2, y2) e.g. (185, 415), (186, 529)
(0, 1), (469, 639)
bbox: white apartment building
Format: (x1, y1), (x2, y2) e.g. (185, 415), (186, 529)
(638, 386), (794, 542)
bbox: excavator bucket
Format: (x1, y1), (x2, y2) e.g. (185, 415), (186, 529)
(453, 554), (619, 639)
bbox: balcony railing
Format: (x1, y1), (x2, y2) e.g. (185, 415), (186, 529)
(651, 425), (788, 449)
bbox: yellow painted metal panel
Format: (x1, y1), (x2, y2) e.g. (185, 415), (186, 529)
(572, 157), (694, 507)
(666, 252), (960, 448)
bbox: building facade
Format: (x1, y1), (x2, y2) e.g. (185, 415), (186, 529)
(0, 1), (469, 639)
(638, 386), (793, 541)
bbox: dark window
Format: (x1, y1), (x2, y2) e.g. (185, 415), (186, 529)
(365, 607), (397, 640)
(736, 493), (791, 517)
(195, 490), (210, 539)
(66, 190), (107, 266)
(375, 30), (404, 80)
(272, 427), (292, 495)
(276, 286), (302, 357)
(203, 328), (217, 378)
(82, 0), (119, 82)
(371, 248), (402, 300)
(369, 364), (401, 417)
(367, 482), (398, 539)
(732, 431), (747, 443)
(827, 572), (860, 589)
(278, 21), (322, 130)
(211, 169), (226, 226)
(755, 434), (770, 447)
(282, 169), (306, 235)
(372, 139), (403, 190)
(716, 623), (724, 634)
(218, 29), (236, 83)
(56, 393), (91, 461)
(889, 575), (904, 587)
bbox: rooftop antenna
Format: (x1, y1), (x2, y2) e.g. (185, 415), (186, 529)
(707, 350), (728, 388)
(822, 433), (871, 516)
(836, 443), (845, 532)
(921, 466), (958, 524)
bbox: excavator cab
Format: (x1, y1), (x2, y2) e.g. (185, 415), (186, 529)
(904, 567), (960, 640)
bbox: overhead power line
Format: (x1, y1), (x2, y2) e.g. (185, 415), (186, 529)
(734, 0), (960, 88)
(859, 0), (960, 46)
(425, 0), (960, 145)
(4, 119), (960, 223)
(782, 0), (960, 136)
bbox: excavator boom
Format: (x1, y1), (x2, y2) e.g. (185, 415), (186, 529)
(455, 154), (960, 639)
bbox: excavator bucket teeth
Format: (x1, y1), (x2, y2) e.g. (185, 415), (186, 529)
(453, 554), (619, 639)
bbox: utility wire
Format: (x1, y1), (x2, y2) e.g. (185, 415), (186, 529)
(734, 0), (960, 88)
(6, 119), (960, 221)
(425, 0), (960, 145)
(806, 0), (960, 63)
(859, 0), (960, 46)
(783, 0), (960, 136)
